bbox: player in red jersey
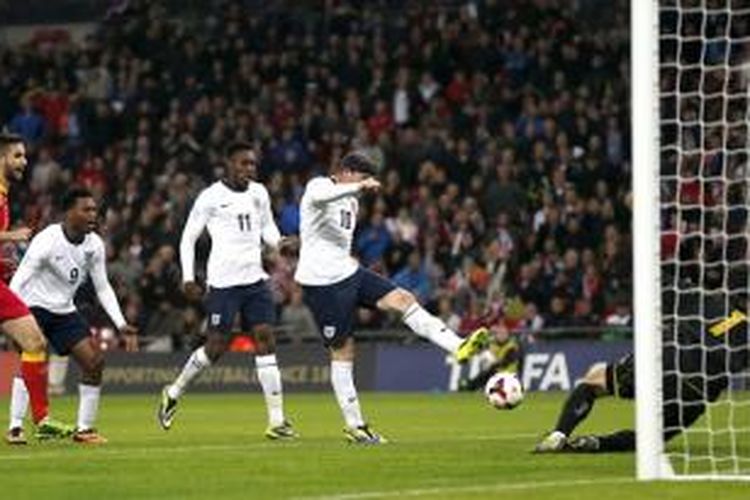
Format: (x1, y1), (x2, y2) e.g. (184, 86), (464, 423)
(0, 132), (73, 444)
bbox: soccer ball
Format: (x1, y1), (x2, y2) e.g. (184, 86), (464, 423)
(484, 372), (524, 410)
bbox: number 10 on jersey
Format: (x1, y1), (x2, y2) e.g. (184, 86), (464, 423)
(340, 210), (353, 229)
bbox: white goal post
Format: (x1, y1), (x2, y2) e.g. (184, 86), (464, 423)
(633, 0), (664, 481)
(633, 0), (750, 481)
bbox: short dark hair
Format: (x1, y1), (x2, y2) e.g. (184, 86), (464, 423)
(62, 187), (94, 211)
(0, 132), (24, 151)
(339, 151), (377, 175)
(225, 141), (254, 159)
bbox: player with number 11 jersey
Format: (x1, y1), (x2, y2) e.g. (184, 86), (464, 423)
(158, 142), (296, 440)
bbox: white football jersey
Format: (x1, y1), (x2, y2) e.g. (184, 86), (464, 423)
(10, 224), (127, 328)
(294, 177), (361, 286)
(180, 180), (280, 288)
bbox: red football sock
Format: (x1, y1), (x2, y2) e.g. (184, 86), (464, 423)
(20, 353), (49, 424)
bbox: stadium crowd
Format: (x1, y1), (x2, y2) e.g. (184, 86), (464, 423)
(0, 0), (632, 349)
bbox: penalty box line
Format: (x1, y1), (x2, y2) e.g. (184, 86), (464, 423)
(295, 477), (635, 500)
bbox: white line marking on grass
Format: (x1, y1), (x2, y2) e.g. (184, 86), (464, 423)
(0, 432), (541, 463)
(127, 432), (540, 443)
(0, 442), (295, 462)
(294, 477), (634, 500)
(460, 432), (540, 441)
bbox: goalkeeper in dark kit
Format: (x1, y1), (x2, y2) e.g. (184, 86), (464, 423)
(534, 287), (749, 453)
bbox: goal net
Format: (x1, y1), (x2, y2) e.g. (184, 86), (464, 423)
(634, 0), (750, 480)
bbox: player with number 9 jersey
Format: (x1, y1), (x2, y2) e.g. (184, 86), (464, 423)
(8, 188), (136, 444)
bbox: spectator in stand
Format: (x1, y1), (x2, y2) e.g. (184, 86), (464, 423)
(9, 94), (45, 145)
(29, 147), (64, 194)
(35, 82), (70, 138)
(356, 211), (391, 267)
(546, 295), (571, 329)
(280, 286), (318, 342)
(0, 0), (632, 348)
(392, 250), (431, 306)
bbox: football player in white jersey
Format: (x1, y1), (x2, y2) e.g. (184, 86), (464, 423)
(158, 141), (296, 440)
(7, 187), (138, 444)
(294, 151), (489, 444)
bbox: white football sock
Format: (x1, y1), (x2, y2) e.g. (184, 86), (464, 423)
(48, 355), (69, 390)
(9, 377), (29, 429)
(167, 347), (211, 400)
(77, 384), (101, 431)
(256, 354), (285, 427)
(402, 303), (462, 353)
(331, 360), (365, 429)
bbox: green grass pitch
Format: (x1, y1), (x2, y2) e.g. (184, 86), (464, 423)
(1, 392), (749, 499)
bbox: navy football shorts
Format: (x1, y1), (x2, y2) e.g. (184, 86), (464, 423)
(204, 280), (276, 334)
(30, 306), (89, 356)
(301, 267), (396, 347)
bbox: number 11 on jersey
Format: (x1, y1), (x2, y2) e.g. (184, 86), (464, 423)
(237, 213), (252, 232)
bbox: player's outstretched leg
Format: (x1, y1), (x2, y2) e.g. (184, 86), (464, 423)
(535, 383), (599, 452)
(254, 326), (297, 440)
(566, 430), (635, 453)
(377, 287), (489, 361)
(535, 362), (609, 453)
(455, 327), (490, 362)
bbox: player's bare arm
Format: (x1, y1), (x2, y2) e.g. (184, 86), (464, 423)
(0, 227), (32, 242)
(182, 281), (203, 302)
(120, 324), (139, 352)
